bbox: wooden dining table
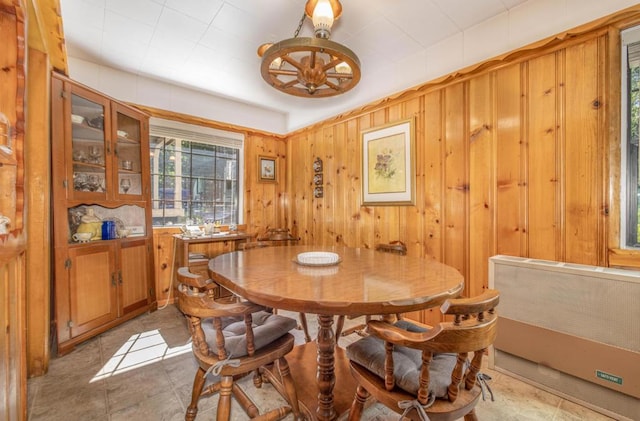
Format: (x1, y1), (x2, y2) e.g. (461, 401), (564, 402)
(208, 245), (464, 421)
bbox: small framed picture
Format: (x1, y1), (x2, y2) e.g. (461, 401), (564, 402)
(313, 157), (323, 173)
(314, 186), (324, 198)
(313, 173), (323, 185)
(258, 155), (277, 183)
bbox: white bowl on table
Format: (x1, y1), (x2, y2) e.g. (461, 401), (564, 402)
(295, 251), (341, 266)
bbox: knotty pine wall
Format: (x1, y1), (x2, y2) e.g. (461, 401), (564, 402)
(150, 9), (640, 324)
(285, 28), (612, 312)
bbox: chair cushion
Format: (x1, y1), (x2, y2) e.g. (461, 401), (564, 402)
(346, 320), (457, 398)
(201, 311), (297, 358)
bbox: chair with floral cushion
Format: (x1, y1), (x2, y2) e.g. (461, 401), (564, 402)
(176, 267), (303, 421)
(346, 289), (499, 421)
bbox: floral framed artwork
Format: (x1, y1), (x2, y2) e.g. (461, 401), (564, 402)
(361, 118), (415, 205)
(258, 155), (277, 183)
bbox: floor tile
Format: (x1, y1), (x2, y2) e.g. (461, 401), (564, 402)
(106, 362), (173, 413)
(109, 389), (184, 421)
(28, 304), (619, 421)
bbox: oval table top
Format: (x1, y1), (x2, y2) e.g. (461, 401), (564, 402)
(208, 245), (464, 315)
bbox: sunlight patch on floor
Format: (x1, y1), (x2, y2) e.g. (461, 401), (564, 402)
(91, 329), (191, 382)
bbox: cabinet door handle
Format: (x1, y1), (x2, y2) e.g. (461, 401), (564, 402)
(118, 270), (123, 285)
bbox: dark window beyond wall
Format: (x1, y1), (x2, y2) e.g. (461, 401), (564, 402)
(149, 136), (240, 226)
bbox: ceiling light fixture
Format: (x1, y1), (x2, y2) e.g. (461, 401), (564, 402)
(257, 0), (360, 98)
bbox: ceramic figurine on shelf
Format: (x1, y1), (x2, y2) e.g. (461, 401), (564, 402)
(76, 207), (102, 240)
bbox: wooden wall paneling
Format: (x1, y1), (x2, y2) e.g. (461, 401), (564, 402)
(1, 254), (26, 421)
(307, 128), (322, 245)
(287, 133), (308, 243)
(468, 72), (495, 297)
(403, 98), (423, 258)
(25, 46), (50, 377)
(443, 82), (469, 294)
(563, 38), (604, 265)
(276, 139), (289, 230)
(332, 123), (348, 247)
(345, 119), (362, 247)
(527, 52), (560, 260)
(423, 90), (444, 261)
(243, 135), (256, 234)
(495, 63), (525, 258)
(320, 126), (334, 246)
(152, 229), (177, 305)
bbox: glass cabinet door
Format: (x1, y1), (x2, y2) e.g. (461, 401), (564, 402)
(69, 88), (110, 201)
(114, 106), (144, 200)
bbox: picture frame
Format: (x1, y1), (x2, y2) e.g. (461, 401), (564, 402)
(361, 117), (415, 206)
(258, 155), (277, 183)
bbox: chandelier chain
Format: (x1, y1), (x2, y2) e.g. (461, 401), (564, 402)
(293, 12), (306, 38)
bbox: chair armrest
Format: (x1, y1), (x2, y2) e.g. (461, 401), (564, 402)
(366, 320), (441, 347)
(177, 266), (211, 289)
(441, 289), (499, 316)
(178, 289), (266, 318)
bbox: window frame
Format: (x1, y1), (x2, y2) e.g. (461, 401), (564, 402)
(149, 118), (244, 227)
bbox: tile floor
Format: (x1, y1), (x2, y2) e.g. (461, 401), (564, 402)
(28, 305), (615, 421)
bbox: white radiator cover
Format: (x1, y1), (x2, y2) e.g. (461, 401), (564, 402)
(488, 255), (640, 421)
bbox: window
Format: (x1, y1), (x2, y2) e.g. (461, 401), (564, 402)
(149, 118), (243, 226)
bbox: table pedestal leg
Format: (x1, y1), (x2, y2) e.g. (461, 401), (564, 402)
(316, 314), (337, 421)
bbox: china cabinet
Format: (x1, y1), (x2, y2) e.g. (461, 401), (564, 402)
(51, 73), (155, 355)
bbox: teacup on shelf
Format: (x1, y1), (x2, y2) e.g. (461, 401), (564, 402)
(72, 232), (93, 242)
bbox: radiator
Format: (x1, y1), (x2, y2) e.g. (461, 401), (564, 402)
(488, 255), (640, 420)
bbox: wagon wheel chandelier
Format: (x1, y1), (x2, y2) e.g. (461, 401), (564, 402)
(257, 0), (361, 98)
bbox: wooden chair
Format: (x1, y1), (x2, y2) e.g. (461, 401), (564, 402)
(238, 236), (313, 343)
(340, 241), (408, 338)
(176, 267), (303, 421)
(346, 289), (500, 421)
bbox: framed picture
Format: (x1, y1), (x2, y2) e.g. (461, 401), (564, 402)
(313, 173), (323, 185)
(258, 155), (277, 183)
(361, 118), (415, 205)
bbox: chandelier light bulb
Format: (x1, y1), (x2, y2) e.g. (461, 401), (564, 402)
(269, 57), (282, 69)
(335, 61), (351, 74)
(312, 0), (334, 39)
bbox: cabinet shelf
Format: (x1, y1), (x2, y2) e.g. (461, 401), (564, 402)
(72, 123), (104, 141)
(117, 136), (140, 144)
(73, 161), (106, 171)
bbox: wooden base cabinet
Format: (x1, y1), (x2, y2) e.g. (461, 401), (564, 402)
(51, 74), (155, 355)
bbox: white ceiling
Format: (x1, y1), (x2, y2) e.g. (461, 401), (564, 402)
(58, 0), (624, 133)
